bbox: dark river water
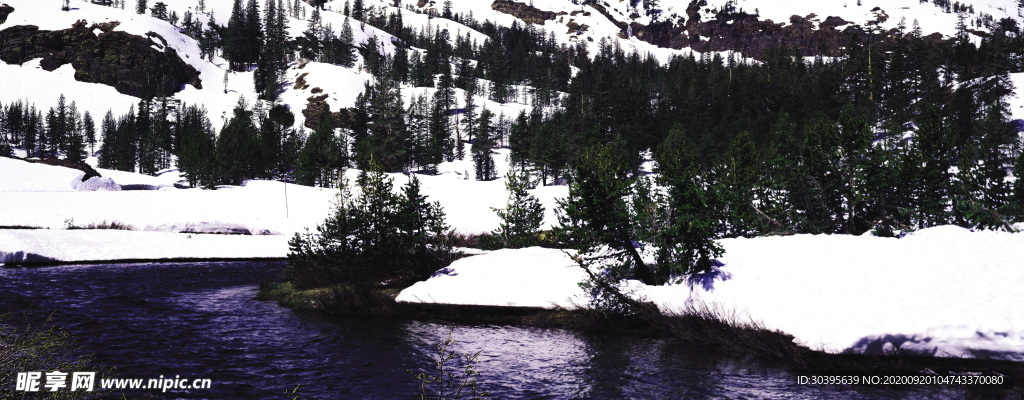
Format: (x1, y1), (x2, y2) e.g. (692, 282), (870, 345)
(0, 261), (992, 399)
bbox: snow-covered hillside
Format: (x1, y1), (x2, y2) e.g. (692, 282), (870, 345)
(3, 0), (1024, 364)
(0, 149), (567, 237)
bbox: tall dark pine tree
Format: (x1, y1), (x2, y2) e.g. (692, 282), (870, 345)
(338, 16), (357, 68)
(226, 0), (246, 70)
(114, 106), (138, 172)
(82, 111), (96, 156)
(255, 0), (282, 99)
(472, 107), (497, 181)
(98, 110), (118, 168)
(137, 99), (161, 174)
(296, 116), (346, 187)
(244, 0), (264, 67)
(216, 99), (260, 184)
(177, 105), (217, 188)
(354, 75), (409, 172)
(653, 125), (724, 282)
(351, 0), (363, 21)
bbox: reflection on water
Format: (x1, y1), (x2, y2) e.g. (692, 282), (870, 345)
(0, 262), (983, 399)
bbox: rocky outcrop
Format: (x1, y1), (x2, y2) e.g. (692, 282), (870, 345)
(491, 0), (556, 25)
(585, 0), (945, 60)
(302, 94), (354, 130)
(0, 4), (13, 25)
(0, 20), (202, 99)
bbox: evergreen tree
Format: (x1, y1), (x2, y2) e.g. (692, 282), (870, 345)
(136, 0), (148, 14)
(286, 162), (450, 288)
(244, 0), (264, 66)
(65, 124), (86, 163)
(472, 107), (496, 181)
(653, 125), (724, 282)
(354, 75), (409, 172)
(98, 110), (118, 168)
(82, 111), (96, 156)
(492, 168), (545, 248)
(462, 82), (476, 147)
(137, 99), (160, 174)
(150, 2), (168, 20)
(177, 105), (217, 188)
(508, 110), (530, 169)
(557, 144), (658, 286)
(1009, 145), (1024, 222)
(338, 17), (357, 68)
(216, 99), (260, 185)
(391, 43), (409, 83)
(296, 116), (346, 187)
(351, 0), (363, 21)
(113, 106), (138, 172)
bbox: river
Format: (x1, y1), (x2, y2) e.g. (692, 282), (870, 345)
(0, 261), (978, 399)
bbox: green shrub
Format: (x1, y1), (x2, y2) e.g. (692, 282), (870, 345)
(287, 165), (453, 289)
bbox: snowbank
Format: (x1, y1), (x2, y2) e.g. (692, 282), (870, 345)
(0, 157), (85, 192)
(396, 247), (588, 308)
(398, 226), (1024, 360)
(0, 229), (288, 264)
(77, 177), (121, 191)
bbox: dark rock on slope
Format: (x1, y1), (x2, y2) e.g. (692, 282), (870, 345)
(491, 0), (557, 25)
(0, 4), (13, 25)
(0, 20), (202, 99)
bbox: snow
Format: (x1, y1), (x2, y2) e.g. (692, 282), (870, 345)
(397, 226), (1024, 360)
(0, 149), (563, 235)
(3, 0), (1024, 363)
(0, 157), (85, 192)
(76, 177), (121, 191)
(396, 247), (589, 308)
(0, 229), (288, 264)
(1009, 72), (1024, 122)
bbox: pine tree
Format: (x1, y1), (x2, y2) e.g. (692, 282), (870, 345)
(225, 0), (243, 68)
(216, 99), (260, 185)
(177, 105), (217, 188)
(136, 0), (148, 14)
(355, 75), (410, 172)
(296, 116), (346, 187)
(492, 168), (545, 248)
(351, 0), (363, 21)
(299, 8), (322, 61)
(150, 1), (168, 20)
(653, 125), (724, 282)
(472, 107), (496, 181)
(461, 83), (476, 147)
(1008, 145), (1024, 222)
(245, 0), (264, 66)
(97, 110), (117, 168)
(82, 112), (95, 156)
(557, 144), (658, 289)
(287, 162), (450, 288)
(338, 17), (357, 68)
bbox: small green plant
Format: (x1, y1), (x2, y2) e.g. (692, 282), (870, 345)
(410, 329), (489, 400)
(0, 313), (100, 399)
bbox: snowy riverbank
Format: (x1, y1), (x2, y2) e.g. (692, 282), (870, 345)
(397, 227), (1024, 361)
(4, 157), (1024, 361)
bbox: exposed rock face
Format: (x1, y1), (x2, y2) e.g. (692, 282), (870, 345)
(0, 4), (13, 25)
(302, 94), (352, 130)
(0, 21), (202, 99)
(491, 0), (556, 25)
